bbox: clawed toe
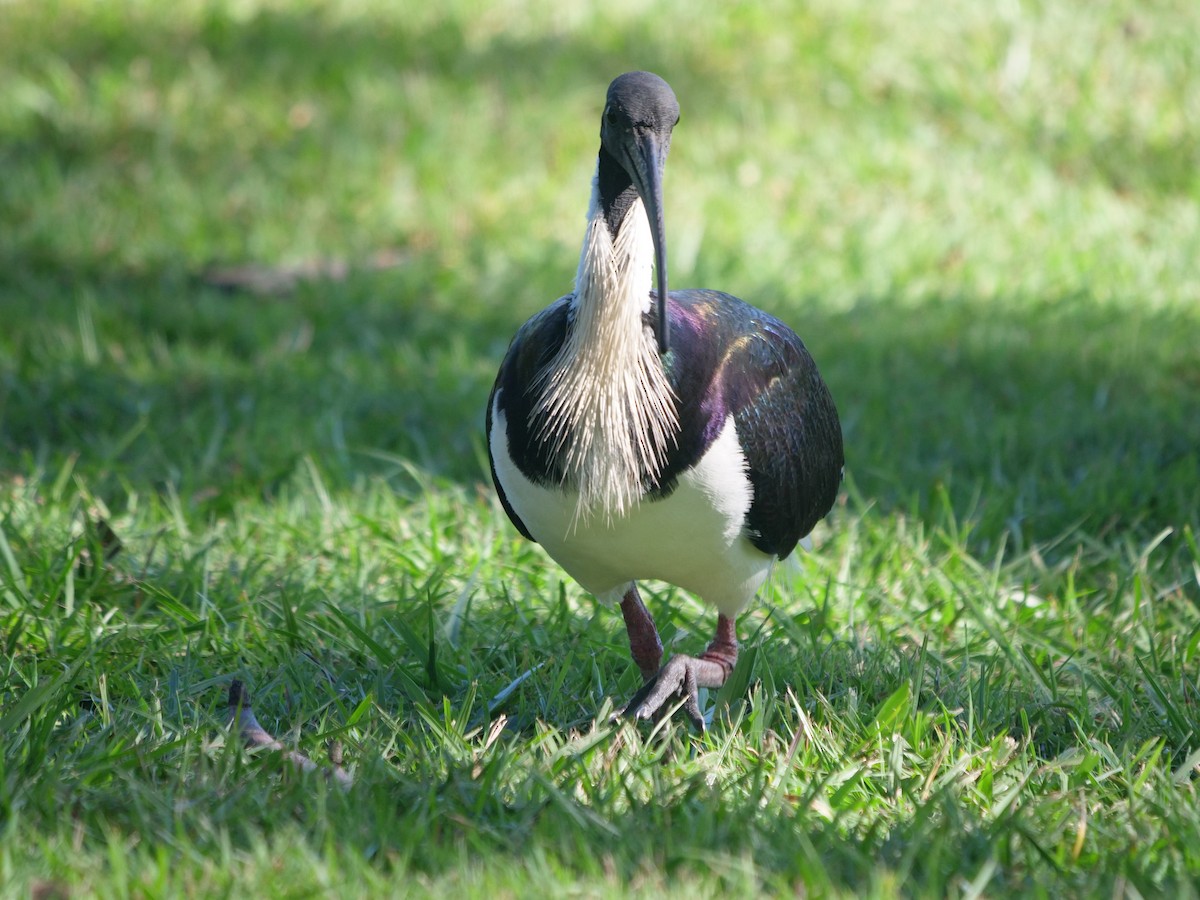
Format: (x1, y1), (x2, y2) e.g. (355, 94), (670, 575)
(613, 613), (740, 732)
(619, 655), (710, 731)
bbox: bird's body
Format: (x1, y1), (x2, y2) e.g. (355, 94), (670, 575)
(489, 289), (841, 614)
(487, 72), (843, 727)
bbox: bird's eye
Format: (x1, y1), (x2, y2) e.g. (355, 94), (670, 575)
(605, 108), (618, 126)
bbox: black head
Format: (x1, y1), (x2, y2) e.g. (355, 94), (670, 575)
(598, 72), (680, 355)
(600, 71), (680, 159)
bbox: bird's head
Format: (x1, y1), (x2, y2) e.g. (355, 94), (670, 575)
(600, 71), (680, 355)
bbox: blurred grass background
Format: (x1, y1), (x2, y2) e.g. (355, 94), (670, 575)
(3, 0), (1196, 533)
(2, 0), (1199, 895)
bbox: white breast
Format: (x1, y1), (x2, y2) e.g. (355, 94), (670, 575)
(491, 398), (774, 617)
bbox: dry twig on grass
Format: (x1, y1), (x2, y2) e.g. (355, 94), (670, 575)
(225, 680), (353, 790)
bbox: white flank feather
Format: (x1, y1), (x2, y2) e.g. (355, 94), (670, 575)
(534, 174), (679, 524)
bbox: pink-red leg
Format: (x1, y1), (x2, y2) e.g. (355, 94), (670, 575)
(619, 584), (663, 681)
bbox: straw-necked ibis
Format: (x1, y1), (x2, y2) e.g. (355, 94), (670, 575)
(487, 71), (843, 729)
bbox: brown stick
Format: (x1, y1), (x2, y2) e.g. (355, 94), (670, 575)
(225, 680), (353, 790)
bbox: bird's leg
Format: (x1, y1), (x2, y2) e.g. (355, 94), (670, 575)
(621, 613), (739, 731)
(619, 584), (663, 681)
(700, 613), (739, 678)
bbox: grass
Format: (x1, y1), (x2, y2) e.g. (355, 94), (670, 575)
(2, 0), (1199, 895)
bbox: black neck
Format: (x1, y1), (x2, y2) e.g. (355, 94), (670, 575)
(597, 145), (638, 240)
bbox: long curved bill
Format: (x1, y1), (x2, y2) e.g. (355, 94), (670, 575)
(629, 130), (671, 355)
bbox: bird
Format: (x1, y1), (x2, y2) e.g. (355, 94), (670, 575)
(486, 71), (843, 730)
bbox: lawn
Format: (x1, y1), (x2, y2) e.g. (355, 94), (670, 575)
(2, 0), (1199, 895)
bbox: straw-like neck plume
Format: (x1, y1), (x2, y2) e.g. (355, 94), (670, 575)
(533, 176), (678, 523)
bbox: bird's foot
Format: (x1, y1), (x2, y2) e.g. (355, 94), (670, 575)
(620, 651), (734, 731)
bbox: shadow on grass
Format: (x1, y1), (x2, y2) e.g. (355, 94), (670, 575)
(2, 259), (1196, 546)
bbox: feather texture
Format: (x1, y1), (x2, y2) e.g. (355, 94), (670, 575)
(488, 289), (843, 565)
(530, 175), (678, 525)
